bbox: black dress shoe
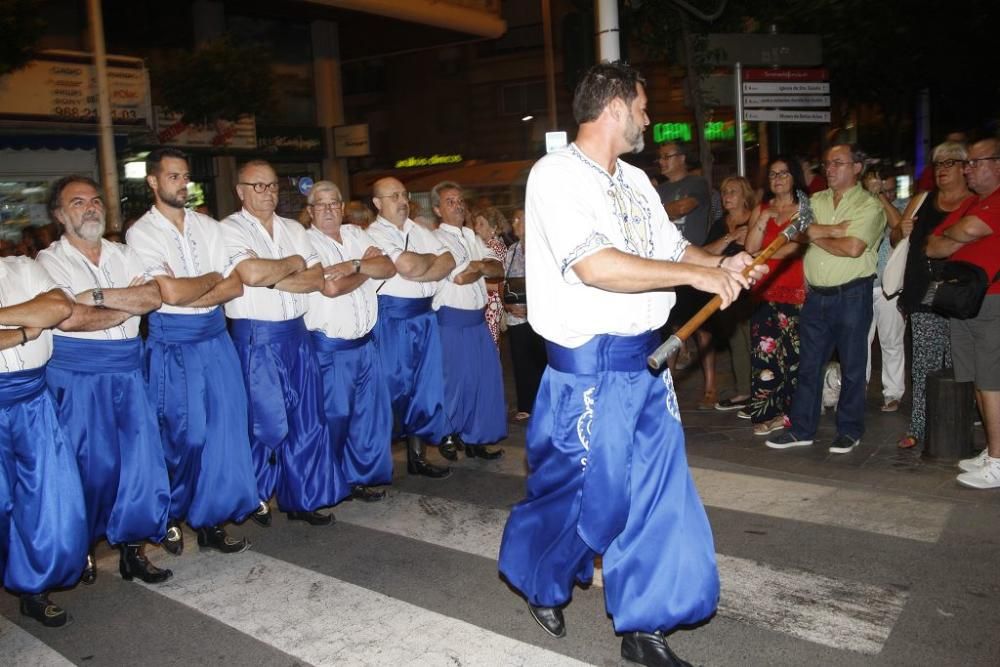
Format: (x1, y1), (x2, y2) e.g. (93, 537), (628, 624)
(20, 593), (69, 628)
(406, 436), (451, 478)
(250, 500), (272, 527)
(465, 445), (505, 460)
(162, 521), (184, 556)
(197, 525), (252, 553)
(439, 434), (462, 461)
(527, 603), (565, 638)
(119, 544), (173, 584)
(621, 631), (692, 667)
(286, 510), (335, 526)
(351, 485), (386, 502)
(80, 551), (97, 585)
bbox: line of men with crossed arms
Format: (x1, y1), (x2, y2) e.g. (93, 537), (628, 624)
(0, 148), (506, 628)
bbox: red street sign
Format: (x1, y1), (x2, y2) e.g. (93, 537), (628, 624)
(743, 68), (828, 82)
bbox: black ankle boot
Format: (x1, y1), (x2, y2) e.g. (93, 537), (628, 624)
(197, 525), (251, 553)
(407, 436), (451, 478)
(249, 500), (272, 527)
(119, 544), (173, 584)
(465, 445), (505, 460)
(620, 631), (692, 667)
(162, 520), (184, 556)
(20, 592), (69, 628)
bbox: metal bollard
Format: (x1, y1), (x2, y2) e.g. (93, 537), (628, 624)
(923, 368), (974, 461)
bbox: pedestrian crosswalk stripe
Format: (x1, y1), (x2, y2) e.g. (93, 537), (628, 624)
(0, 615), (75, 666)
(136, 550), (590, 666)
(426, 451), (953, 543)
(336, 490), (907, 655)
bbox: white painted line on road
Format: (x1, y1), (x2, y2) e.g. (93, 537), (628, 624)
(138, 550), (589, 667)
(410, 449), (953, 543)
(717, 554), (906, 655)
(338, 491), (907, 655)
(0, 615), (76, 666)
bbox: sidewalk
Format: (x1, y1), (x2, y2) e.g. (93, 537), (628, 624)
(670, 345), (998, 506)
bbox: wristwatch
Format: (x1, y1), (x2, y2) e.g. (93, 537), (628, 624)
(91, 287), (105, 308)
(352, 259), (362, 274)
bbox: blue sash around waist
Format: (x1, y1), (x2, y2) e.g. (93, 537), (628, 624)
(0, 366), (47, 407)
(436, 306), (486, 328)
(229, 316), (306, 345)
(49, 336), (142, 373)
(311, 330), (372, 353)
(148, 309), (226, 343)
(377, 296), (432, 319)
(546, 332), (659, 374)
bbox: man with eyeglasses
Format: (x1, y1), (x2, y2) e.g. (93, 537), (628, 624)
(429, 181), (506, 461)
(927, 137), (1000, 490)
(655, 142), (711, 245)
(220, 160), (346, 526)
(303, 180), (396, 502)
(367, 177), (457, 478)
(126, 147), (259, 556)
(767, 144), (886, 455)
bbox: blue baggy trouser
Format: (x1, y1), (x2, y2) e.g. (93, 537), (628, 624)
(436, 306), (507, 445)
(230, 317), (348, 512)
(312, 331), (393, 487)
(0, 367), (88, 593)
(46, 336), (170, 545)
(498, 332), (719, 633)
(374, 296), (448, 443)
(145, 310), (259, 528)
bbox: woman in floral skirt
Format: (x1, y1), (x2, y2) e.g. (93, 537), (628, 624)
(744, 156), (809, 436)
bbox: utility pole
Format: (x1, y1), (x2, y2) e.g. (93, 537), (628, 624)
(87, 0), (121, 232)
(596, 0), (621, 62)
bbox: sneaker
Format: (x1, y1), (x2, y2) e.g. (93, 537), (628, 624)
(753, 416), (785, 436)
(958, 449), (990, 473)
(957, 457), (1000, 489)
(765, 431), (813, 449)
(715, 396), (749, 411)
(829, 434), (860, 454)
(881, 399), (900, 412)
(737, 409), (751, 420)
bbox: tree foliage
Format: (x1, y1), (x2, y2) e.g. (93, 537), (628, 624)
(0, 0), (46, 76)
(153, 37), (276, 124)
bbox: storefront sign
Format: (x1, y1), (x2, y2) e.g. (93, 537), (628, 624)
(333, 124), (370, 157)
(154, 108), (257, 149)
(0, 52), (151, 126)
(258, 126), (323, 154)
(394, 154), (463, 168)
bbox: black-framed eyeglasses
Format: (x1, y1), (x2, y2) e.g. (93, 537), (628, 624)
(239, 181), (280, 193)
(310, 201), (343, 210)
(965, 156), (1000, 168)
(768, 170), (791, 180)
(374, 191), (410, 203)
(932, 159), (965, 169)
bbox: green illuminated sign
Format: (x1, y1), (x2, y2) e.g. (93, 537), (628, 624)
(395, 154), (463, 168)
(653, 122), (755, 144)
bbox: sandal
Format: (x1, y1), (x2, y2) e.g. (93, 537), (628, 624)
(897, 435), (918, 449)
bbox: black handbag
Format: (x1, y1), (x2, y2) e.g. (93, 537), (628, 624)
(503, 243), (526, 304)
(921, 260), (992, 319)
(503, 277), (526, 304)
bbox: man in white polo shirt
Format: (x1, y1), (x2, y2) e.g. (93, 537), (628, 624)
(497, 63), (760, 667)
(430, 180), (506, 459)
(367, 177), (458, 478)
(221, 160), (347, 526)
(127, 147), (259, 554)
(38, 175), (171, 586)
(0, 255), (87, 627)
(304, 180), (396, 502)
